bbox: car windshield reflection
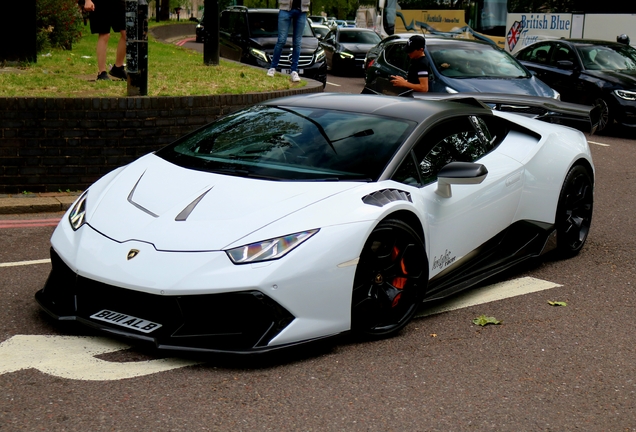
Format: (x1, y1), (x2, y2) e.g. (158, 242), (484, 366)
(577, 45), (636, 71)
(156, 105), (416, 181)
(430, 45), (529, 79)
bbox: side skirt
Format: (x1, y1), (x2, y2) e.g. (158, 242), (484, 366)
(424, 220), (556, 302)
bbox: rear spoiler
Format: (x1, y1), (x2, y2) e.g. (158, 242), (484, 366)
(411, 92), (600, 134)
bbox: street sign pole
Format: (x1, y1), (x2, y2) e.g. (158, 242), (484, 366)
(203, 0), (219, 66)
(126, 0), (149, 96)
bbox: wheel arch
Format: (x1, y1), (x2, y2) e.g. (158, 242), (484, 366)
(571, 157), (594, 182)
(380, 210), (426, 251)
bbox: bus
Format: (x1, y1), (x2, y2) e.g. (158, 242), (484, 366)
(506, 2), (636, 53)
(357, 0), (508, 49)
(358, 1), (636, 54)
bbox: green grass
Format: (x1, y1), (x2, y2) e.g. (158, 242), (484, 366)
(0, 22), (302, 97)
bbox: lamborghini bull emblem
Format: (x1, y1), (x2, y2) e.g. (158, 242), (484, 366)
(127, 249), (140, 260)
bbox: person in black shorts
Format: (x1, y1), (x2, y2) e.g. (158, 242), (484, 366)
(390, 35), (429, 93)
(83, 0), (127, 81)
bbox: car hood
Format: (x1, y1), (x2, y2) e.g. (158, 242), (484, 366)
(85, 154), (362, 251)
(251, 36), (319, 54)
(583, 69), (636, 87)
(442, 75), (555, 97)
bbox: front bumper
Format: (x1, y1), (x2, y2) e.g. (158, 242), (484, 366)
(36, 248), (301, 354)
(36, 217), (367, 353)
(612, 94), (636, 127)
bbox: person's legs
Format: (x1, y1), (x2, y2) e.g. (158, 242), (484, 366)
(96, 33), (110, 74)
(290, 10), (306, 72)
(115, 30), (126, 67)
(108, 29), (128, 79)
(270, 10), (292, 69)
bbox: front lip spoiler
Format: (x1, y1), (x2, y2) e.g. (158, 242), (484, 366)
(35, 289), (343, 355)
(412, 92), (600, 134)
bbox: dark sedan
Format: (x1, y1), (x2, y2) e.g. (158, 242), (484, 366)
(515, 39), (636, 132)
(319, 28), (381, 74)
(363, 36), (559, 99)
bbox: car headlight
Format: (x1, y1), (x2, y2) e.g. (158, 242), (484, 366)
(225, 229), (319, 264)
(315, 48), (326, 62)
(338, 51), (354, 59)
(249, 48), (269, 63)
(445, 86), (458, 93)
(615, 89), (636, 101)
(68, 191), (88, 231)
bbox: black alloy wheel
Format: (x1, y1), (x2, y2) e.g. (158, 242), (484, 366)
(555, 165), (594, 257)
(351, 219), (428, 337)
(593, 97), (612, 133)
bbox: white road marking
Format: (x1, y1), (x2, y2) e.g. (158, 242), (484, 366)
(416, 276), (561, 317)
(0, 259), (51, 268)
(326, 81), (341, 87)
(588, 140), (610, 147)
(0, 276), (560, 381)
(0, 335), (201, 381)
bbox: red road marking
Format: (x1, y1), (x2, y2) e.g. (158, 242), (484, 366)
(0, 218), (61, 229)
(176, 37), (196, 46)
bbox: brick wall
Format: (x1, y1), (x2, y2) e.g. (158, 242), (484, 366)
(0, 84), (322, 194)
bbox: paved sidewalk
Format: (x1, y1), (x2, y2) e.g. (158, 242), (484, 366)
(0, 192), (81, 215)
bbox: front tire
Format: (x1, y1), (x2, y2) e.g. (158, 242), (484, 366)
(555, 165), (594, 258)
(593, 97), (613, 133)
(351, 219), (428, 337)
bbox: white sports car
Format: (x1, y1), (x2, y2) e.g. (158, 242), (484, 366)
(36, 93), (595, 354)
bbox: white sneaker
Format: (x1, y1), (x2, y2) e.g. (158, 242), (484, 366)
(266, 68), (275, 77)
(291, 71), (301, 82)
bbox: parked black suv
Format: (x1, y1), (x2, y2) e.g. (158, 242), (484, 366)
(213, 7), (327, 86)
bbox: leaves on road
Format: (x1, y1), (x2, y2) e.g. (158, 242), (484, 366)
(548, 301), (567, 306)
(472, 315), (502, 326)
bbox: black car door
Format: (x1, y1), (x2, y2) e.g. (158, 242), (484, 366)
(320, 30), (337, 68)
(219, 9), (249, 62)
(364, 42), (411, 95)
(540, 42), (586, 103)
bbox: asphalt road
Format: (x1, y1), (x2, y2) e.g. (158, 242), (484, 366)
(1, 58), (636, 430)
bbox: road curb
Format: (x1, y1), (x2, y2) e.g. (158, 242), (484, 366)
(0, 194), (80, 215)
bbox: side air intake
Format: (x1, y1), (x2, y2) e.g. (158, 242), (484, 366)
(362, 189), (412, 207)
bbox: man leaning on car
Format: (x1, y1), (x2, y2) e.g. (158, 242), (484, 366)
(390, 35), (429, 93)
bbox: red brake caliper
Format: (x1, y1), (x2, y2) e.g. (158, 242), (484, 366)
(391, 246), (408, 307)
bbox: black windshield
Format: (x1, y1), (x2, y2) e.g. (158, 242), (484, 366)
(156, 105), (415, 181)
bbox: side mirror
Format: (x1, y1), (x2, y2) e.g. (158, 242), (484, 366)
(435, 162), (488, 198)
(556, 60), (575, 70)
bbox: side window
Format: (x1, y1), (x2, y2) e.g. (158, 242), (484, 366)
(220, 12), (231, 34)
(236, 13), (248, 37)
(550, 44), (576, 66)
(384, 44), (410, 72)
(392, 116), (502, 187)
(518, 42), (552, 64)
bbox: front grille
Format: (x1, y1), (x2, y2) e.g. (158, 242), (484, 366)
(277, 52), (315, 68)
(38, 248), (295, 352)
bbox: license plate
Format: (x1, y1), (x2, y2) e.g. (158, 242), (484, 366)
(281, 69), (304, 75)
(90, 309), (162, 334)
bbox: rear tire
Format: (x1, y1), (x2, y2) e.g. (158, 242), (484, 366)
(555, 165), (594, 258)
(351, 219), (428, 337)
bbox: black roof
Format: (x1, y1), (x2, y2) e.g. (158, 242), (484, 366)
(262, 93), (487, 123)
